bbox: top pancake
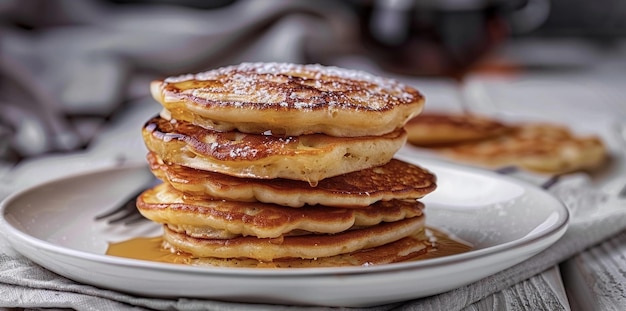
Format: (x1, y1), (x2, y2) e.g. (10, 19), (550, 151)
(150, 62), (425, 137)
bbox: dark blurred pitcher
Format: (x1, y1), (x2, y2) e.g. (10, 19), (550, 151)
(346, 0), (548, 78)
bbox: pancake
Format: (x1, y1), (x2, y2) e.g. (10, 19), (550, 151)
(405, 113), (511, 146)
(435, 123), (607, 173)
(148, 152), (436, 207)
(165, 231), (431, 268)
(137, 183), (425, 239)
(162, 216), (425, 261)
(150, 62), (424, 137)
(142, 116), (407, 185)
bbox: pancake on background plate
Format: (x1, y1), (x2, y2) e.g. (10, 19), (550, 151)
(405, 112), (511, 146)
(435, 123), (607, 174)
(406, 113), (607, 174)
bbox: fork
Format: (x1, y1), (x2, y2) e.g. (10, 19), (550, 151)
(495, 165), (563, 190)
(94, 177), (160, 225)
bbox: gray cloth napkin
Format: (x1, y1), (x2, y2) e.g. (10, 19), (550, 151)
(1, 176), (624, 310)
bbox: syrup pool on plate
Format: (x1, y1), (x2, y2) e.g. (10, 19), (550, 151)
(106, 227), (472, 266)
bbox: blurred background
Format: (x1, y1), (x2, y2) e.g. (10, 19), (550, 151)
(1, 0), (625, 166)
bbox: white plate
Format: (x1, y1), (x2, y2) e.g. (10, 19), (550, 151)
(0, 156), (568, 307)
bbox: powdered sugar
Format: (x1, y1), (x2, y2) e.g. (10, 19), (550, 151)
(162, 62), (420, 111)
(229, 145), (258, 158)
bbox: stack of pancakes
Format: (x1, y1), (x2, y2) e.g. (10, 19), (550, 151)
(137, 63), (437, 268)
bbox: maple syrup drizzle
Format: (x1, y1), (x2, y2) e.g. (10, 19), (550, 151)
(106, 227), (472, 266)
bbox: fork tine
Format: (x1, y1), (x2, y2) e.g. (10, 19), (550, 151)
(123, 212), (149, 225)
(494, 166), (518, 175)
(105, 203), (140, 224)
(494, 165), (563, 190)
(541, 174), (561, 190)
(95, 189), (140, 221)
(94, 202), (129, 220)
